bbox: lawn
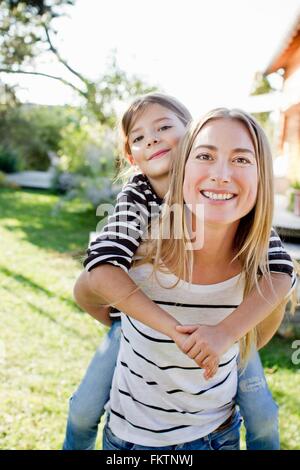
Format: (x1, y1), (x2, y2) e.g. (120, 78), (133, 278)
(0, 187), (299, 450)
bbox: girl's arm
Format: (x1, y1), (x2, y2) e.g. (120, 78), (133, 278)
(256, 299), (287, 350)
(76, 266), (184, 341)
(176, 272), (293, 374)
(80, 176), (187, 346)
(73, 271), (112, 327)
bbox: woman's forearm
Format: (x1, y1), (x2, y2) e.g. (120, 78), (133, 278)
(86, 265), (181, 338)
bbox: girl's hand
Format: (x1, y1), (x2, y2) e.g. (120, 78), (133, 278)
(175, 324), (233, 380)
(171, 327), (218, 380)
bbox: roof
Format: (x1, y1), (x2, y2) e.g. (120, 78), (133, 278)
(265, 13), (300, 74)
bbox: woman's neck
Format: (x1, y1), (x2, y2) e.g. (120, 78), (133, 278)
(191, 222), (241, 284)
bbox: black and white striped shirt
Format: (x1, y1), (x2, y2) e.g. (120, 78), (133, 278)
(84, 173), (296, 319)
(106, 265), (243, 446)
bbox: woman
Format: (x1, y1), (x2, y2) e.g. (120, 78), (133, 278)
(101, 108), (294, 450)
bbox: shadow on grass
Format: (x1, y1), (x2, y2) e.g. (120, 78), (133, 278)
(1, 282), (96, 342)
(0, 188), (99, 254)
(0, 266), (80, 311)
(260, 336), (300, 372)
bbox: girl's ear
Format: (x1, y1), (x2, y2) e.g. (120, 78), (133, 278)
(126, 153), (135, 165)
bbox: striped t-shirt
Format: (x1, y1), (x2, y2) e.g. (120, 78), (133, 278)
(106, 264), (243, 447)
(84, 173), (296, 319)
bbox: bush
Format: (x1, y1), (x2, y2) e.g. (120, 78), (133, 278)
(0, 146), (20, 173)
(0, 170), (20, 189)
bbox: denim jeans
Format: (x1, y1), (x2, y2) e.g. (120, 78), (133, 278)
(102, 409), (241, 450)
(62, 320), (122, 450)
(236, 350), (279, 450)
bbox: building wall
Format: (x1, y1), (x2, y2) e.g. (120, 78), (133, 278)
(280, 41), (300, 182)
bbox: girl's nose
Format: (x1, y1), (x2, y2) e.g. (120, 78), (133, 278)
(146, 133), (159, 147)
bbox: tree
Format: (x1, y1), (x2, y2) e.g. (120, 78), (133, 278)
(250, 71), (277, 148)
(0, 0), (155, 125)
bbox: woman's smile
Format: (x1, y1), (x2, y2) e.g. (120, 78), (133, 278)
(183, 118), (258, 226)
(200, 189), (237, 202)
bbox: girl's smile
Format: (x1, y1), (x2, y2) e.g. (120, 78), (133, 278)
(127, 103), (186, 180)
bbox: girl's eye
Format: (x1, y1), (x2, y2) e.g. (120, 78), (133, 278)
(132, 135), (144, 144)
(195, 153), (213, 161)
(159, 125), (172, 132)
(234, 157), (251, 165)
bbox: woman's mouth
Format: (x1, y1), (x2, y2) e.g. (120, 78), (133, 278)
(200, 190), (237, 201)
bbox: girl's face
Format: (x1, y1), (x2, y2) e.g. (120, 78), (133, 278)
(183, 118), (258, 227)
(127, 103), (186, 180)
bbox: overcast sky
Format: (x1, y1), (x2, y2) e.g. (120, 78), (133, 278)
(3, 0), (300, 118)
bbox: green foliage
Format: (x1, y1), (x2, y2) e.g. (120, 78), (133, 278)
(250, 72), (276, 148)
(0, 145), (20, 172)
(0, 1), (156, 126)
(291, 180), (300, 190)
(250, 72), (274, 96)
(50, 112), (120, 208)
(0, 104), (75, 171)
(0, 0), (74, 66)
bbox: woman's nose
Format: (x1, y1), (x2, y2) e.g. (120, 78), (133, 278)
(209, 175), (231, 183)
(209, 165), (232, 183)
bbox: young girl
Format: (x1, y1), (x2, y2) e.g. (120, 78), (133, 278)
(102, 108), (296, 450)
(63, 94), (296, 450)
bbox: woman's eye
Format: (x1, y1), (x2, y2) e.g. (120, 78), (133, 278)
(195, 153), (212, 161)
(159, 125), (172, 132)
(132, 135), (143, 144)
(234, 157), (251, 165)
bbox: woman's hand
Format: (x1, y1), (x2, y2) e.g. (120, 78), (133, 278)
(175, 324), (233, 380)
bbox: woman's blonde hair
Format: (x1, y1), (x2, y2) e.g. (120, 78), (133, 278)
(116, 92), (192, 181)
(139, 108), (296, 364)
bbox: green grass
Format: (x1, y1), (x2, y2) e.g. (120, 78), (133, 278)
(0, 188), (106, 450)
(0, 187), (299, 450)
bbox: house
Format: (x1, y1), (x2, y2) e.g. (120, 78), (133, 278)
(265, 14), (300, 183)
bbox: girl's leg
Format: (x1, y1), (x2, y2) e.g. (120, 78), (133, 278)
(63, 320), (121, 450)
(236, 350), (279, 450)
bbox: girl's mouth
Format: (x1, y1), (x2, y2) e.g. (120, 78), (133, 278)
(149, 149), (170, 160)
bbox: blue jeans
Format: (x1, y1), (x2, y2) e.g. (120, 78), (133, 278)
(62, 320), (122, 450)
(236, 350), (279, 450)
(103, 409), (241, 450)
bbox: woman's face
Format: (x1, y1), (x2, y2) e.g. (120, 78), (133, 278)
(183, 118), (258, 227)
(127, 103), (186, 180)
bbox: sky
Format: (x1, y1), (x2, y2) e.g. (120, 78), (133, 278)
(3, 0), (300, 118)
